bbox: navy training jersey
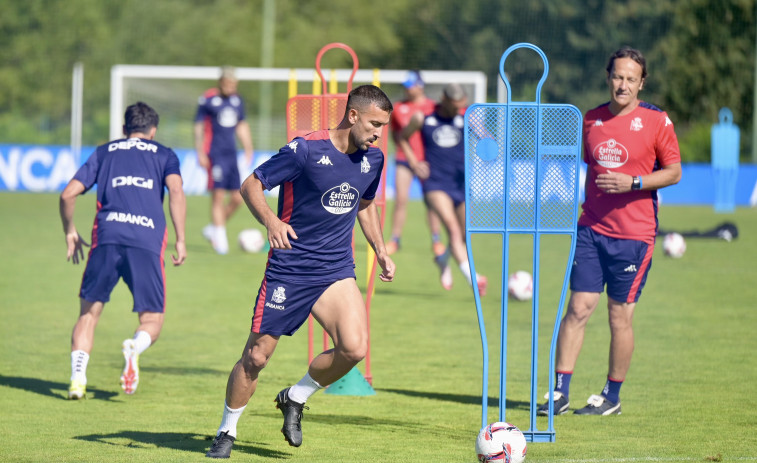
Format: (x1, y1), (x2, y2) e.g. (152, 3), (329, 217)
(254, 130), (385, 283)
(195, 88), (246, 158)
(74, 137), (182, 256)
(421, 109), (466, 187)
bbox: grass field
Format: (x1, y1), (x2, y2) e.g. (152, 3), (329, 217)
(1, 192), (756, 462)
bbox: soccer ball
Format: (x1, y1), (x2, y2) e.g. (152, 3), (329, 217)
(238, 229), (265, 253)
(475, 422), (527, 463)
(663, 232), (686, 258)
(507, 271), (533, 301)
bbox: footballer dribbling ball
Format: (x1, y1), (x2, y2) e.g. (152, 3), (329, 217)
(663, 232), (686, 258)
(475, 422), (527, 463)
(507, 271), (533, 301)
(238, 229), (265, 253)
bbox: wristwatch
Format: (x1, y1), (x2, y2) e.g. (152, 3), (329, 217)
(631, 176), (641, 190)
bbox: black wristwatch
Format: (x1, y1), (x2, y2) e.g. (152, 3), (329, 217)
(631, 176), (641, 190)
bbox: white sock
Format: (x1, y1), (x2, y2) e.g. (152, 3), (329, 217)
(459, 260), (473, 285)
(287, 373), (324, 403)
(214, 226), (229, 254)
(132, 330), (152, 355)
(71, 350), (89, 383)
(217, 401), (246, 438)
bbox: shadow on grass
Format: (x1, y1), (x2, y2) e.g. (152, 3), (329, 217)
(0, 375), (120, 401)
(139, 366), (228, 376)
(376, 387), (531, 410)
(74, 431), (290, 458)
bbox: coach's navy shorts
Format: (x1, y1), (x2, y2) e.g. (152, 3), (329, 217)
(208, 151), (242, 191)
(569, 226), (654, 304)
(250, 274), (354, 336)
(79, 244), (165, 312)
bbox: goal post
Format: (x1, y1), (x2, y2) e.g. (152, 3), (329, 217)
(109, 65), (488, 150)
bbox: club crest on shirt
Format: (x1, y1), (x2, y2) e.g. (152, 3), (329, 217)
(592, 138), (629, 168)
(361, 156), (370, 173)
(321, 182), (359, 215)
(630, 117), (643, 132)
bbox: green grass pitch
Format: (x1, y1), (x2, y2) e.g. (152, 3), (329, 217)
(0, 192), (755, 462)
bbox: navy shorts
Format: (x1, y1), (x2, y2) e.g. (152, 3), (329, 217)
(250, 275), (354, 336)
(79, 244), (166, 312)
(208, 151), (241, 190)
(423, 178), (465, 207)
(570, 226), (654, 304)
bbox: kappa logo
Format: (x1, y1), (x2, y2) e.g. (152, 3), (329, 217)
(665, 116), (673, 127)
(624, 264), (637, 273)
(288, 141), (298, 153)
(360, 156), (370, 173)
(317, 155), (333, 166)
(272, 286), (287, 303)
(594, 119), (604, 126)
(630, 117), (643, 132)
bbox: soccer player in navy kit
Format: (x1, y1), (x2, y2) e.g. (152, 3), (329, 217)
(538, 47), (681, 416)
(60, 102), (186, 399)
(399, 83), (488, 295)
(194, 66), (254, 254)
(206, 85), (395, 459)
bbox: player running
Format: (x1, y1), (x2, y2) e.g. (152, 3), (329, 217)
(399, 83), (487, 295)
(206, 85), (395, 459)
(60, 102), (186, 399)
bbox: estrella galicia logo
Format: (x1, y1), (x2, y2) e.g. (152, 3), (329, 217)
(321, 182), (359, 215)
(592, 138), (628, 168)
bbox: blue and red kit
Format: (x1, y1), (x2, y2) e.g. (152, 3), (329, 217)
(419, 109), (466, 205)
(250, 130), (384, 335)
(195, 88), (246, 189)
(73, 137), (181, 311)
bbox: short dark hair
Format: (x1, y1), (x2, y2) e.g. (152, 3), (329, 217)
(124, 101), (159, 135)
(346, 85), (393, 114)
(606, 47), (648, 80)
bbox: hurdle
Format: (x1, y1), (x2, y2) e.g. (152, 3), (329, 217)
(464, 43), (583, 442)
(285, 42), (389, 391)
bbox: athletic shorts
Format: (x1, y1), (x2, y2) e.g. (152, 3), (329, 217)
(79, 244), (165, 312)
(570, 226), (654, 304)
(250, 275), (353, 336)
(207, 151), (241, 191)
(423, 165), (465, 207)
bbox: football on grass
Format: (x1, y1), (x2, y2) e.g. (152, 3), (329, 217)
(475, 422), (527, 463)
(663, 232), (686, 258)
(507, 271), (533, 301)
(238, 229), (265, 253)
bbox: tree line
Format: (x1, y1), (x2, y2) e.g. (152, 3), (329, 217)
(1, 0), (754, 162)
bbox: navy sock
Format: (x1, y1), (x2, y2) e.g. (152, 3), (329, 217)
(602, 377), (623, 404)
(555, 371), (572, 398)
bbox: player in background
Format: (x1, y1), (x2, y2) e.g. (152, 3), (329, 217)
(194, 66), (254, 254)
(538, 47), (681, 416)
(205, 85), (395, 459)
(399, 83), (487, 294)
(59, 102), (186, 399)
(386, 71), (447, 267)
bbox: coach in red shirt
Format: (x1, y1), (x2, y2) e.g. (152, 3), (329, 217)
(539, 47), (682, 416)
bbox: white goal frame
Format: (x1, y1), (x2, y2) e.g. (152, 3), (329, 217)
(109, 65), (488, 141)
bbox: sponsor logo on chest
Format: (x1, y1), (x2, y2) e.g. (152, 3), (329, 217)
(321, 182), (360, 215)
(592, 138), (629, 168)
